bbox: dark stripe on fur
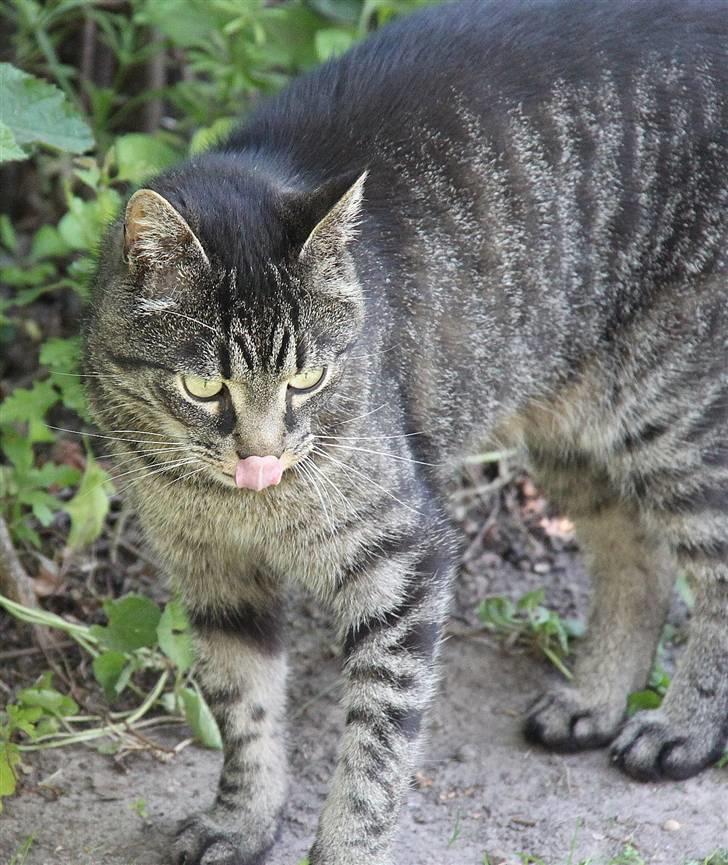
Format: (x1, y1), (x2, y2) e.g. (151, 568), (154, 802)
(190, 602), (283, 654)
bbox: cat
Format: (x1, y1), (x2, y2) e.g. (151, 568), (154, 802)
(83, 0), (728, 863)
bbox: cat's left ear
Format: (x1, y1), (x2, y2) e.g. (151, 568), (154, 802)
(295, 170), (367, 262)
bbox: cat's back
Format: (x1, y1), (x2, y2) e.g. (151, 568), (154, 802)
(229, 0), (727, 168)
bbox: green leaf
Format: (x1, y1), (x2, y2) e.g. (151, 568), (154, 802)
(93, 651), (131, 700)
(0, 262), (56, 288)
(0, 63), (93, 156)
(0, 380), (59, 442)
(627, 689), (663, 716)
(305, 0), (362, 25)
(114, 133), (181, 184)
(181, 686), (222, 749)
(30, 224), (71, 259)
(39, 337), (80, 372)
(157, 600), (195, 673)
(18, 679), (78, 717)
(135, 0), (216, 46)
(314, 27), (356, 61)
(0, 120), (28, 163)
(63, 452), (113, 550)
(188, 117), (236, 155)
(57, 188), (121, 251)
(0, 742), (20, 804)
(6, 704), (43, 737)
(92, 595), (162, 652)
(0, 214), (17, 251)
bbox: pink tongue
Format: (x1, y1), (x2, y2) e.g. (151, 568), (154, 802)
(234, 455), (284, 491)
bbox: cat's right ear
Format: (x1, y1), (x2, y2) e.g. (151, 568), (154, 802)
(123, 189), (209, 276)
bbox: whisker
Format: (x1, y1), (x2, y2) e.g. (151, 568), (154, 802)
(331, 403), (388, 426)
(306, 459), (349, 511)
(156, 309), (218, 334)
(312, 446), (423, 517)
(315, 431), (425, 442)
(114, 458), (201, 497)
(157, 465), (209, 490)
(294, 461), (336, 535)
(317, 441), (440, 467)
(46, 425), (181, 446)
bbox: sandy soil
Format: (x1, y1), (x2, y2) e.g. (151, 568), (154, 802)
(2, 475), (727, 865)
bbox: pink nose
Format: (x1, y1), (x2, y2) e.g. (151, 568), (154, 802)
(234, 455), (284, 491)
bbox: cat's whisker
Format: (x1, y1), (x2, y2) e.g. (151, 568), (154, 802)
(312, 446), (424, 517)
(106, 446), (192, 470)
(157, 464), (209, 490)
(46, 425), (181, 446)
(316, 431), (425, 442)
(316, 441), (441, 468)
(155, 309), (218, 334)
(109, 456), (200, 486)
(306, 458), (350, 511)
(294, 461), (336, 535)
(113, 458), (202, 497)
(331, 403), (388, 426)
(50, 371), (128, 379)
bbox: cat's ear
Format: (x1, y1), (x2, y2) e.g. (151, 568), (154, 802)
(296, 170), (367, 262)
(123, 189), (209, 274)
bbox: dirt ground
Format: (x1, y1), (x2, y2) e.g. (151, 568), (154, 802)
(2, 472), (728, 865)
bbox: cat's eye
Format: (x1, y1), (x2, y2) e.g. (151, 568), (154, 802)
(182, 375), (224, 401)
(288, 367), (326, 393)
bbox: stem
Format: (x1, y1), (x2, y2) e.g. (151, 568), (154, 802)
(0, 516), (36, 609)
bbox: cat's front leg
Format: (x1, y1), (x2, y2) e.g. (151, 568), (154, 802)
(310, 538), (453, 865)
(173, 594), (287, 865)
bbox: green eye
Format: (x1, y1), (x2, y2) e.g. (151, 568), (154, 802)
(182, 375), (224, 401)
(288, 367), (326, 393)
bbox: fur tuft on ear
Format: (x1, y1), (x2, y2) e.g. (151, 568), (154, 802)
(123, 189), (209, 274)
(298, 170), (367, 262)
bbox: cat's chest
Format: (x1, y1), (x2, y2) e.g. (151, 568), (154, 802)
(137, 476), (358, 582)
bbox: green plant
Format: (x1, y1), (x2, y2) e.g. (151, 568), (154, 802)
(0, 592), (222, 811)
(7, 835), (35, 865)
(477, 588), (584, 679)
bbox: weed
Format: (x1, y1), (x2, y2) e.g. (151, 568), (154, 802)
(0, 592), (221, 811)
(7, 835), (35, 865)
(477, 588), (583, 678)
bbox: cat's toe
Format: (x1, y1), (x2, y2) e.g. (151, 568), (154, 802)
(610, 710), (725, 781)
(174, 816), (248, 865)
(524, 690), (622, 751)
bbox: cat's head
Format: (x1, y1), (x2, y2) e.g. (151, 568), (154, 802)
(85, 158), (368, 491)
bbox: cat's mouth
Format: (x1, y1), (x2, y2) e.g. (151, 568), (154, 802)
(215, 448), (308, 491)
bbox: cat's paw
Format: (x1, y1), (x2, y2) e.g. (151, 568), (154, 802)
(173, 814), (269, 865)
(610, 709), (726, 781)
(523, 690), (624, 751)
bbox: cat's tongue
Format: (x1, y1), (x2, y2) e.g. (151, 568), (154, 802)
(235, 455), (284, 491)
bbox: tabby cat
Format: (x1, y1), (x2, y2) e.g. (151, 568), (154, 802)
(84, 1), (728, 862)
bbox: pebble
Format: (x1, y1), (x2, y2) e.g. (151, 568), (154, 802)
(485, 852), (518, 865)
(453, 744), (478, 763)
(663, 819), (681, 832)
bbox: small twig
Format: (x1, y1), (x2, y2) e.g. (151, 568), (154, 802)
(79, 13), (97, 112)
(0, 641), (73, 662)
(142, 29), (166, 132)
(0, 515), (36, 608)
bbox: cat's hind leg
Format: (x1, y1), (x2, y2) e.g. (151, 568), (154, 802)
(524, 460), (675, 751)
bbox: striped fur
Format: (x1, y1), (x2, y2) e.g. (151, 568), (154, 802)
(84, 1), (728, 862)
